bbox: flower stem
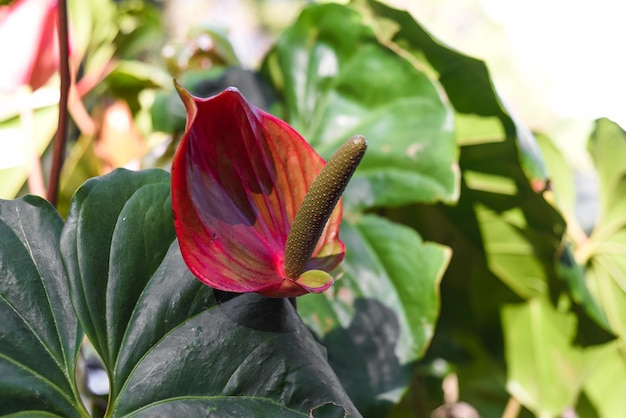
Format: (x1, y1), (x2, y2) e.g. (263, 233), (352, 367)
(283, 135), (367, 279)
(47, 0), (70, 206)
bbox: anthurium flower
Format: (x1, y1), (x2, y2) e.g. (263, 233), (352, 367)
(0, 0), (66, 92)
(172, 84), (352, 298)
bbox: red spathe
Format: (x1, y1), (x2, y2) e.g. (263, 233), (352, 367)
(172, 85), (344, 298)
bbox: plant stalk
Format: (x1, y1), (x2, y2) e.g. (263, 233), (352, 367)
(47, 0), (71, 206)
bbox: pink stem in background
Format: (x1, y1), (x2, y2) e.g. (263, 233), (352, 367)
(47, 0), (70, 206)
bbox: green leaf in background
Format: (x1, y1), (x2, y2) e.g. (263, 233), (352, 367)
(262, 3), (458, 211)
(113, 0), (165, 62)
(474, 204), (549, 297)
(56, 134), (103, 219)
(462, 131), (609, 346)
(443, 140), (608, 412)
(582, 119), (626, 400)
(298, 215), (450, 417)
(357, 0), (547, 184)
(587, 119), (626, 238)
(60, 168), (360, 417)
(453, 140), (565, 309)
(101, 60), (171, 114)
(0, 196), (86, 417)
(535, 133), (576, 218)
(352, 0), (575, 311)
(0, 103), (59, 199)
(533, 134), (612, 342)
(349, 2), (613, 414)
(583, 341), (626, 417)
(554, 246), (613, 346)
(584, 119), (626, 343)
(68, 0), (117, 69)
(502, 298), (592, 417)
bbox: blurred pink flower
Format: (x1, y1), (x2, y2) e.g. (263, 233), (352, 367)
(0, 0), (67, 92)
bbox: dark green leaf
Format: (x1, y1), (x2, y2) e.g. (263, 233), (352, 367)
(298, 215), (449, 417)
(0, 196), (85, 416)
(61, 168), (173, 377)
(61, 169), (360, 417)
(128, 398), (308, 417)
(262, 3), (458, 210)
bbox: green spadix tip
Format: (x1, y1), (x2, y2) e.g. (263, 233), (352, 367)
(283, 135), (367, 280)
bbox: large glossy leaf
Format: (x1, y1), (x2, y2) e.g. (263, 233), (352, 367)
(262, 3), (458, 211)
(502, 299), (591, 417)
(60, 168), (360, 417)
(61, 169), (174, 377)
(298, 215), (450, 417)
(0, 196), (85, 416)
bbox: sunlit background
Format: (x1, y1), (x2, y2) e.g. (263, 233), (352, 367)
(171, 0), (625, 170)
